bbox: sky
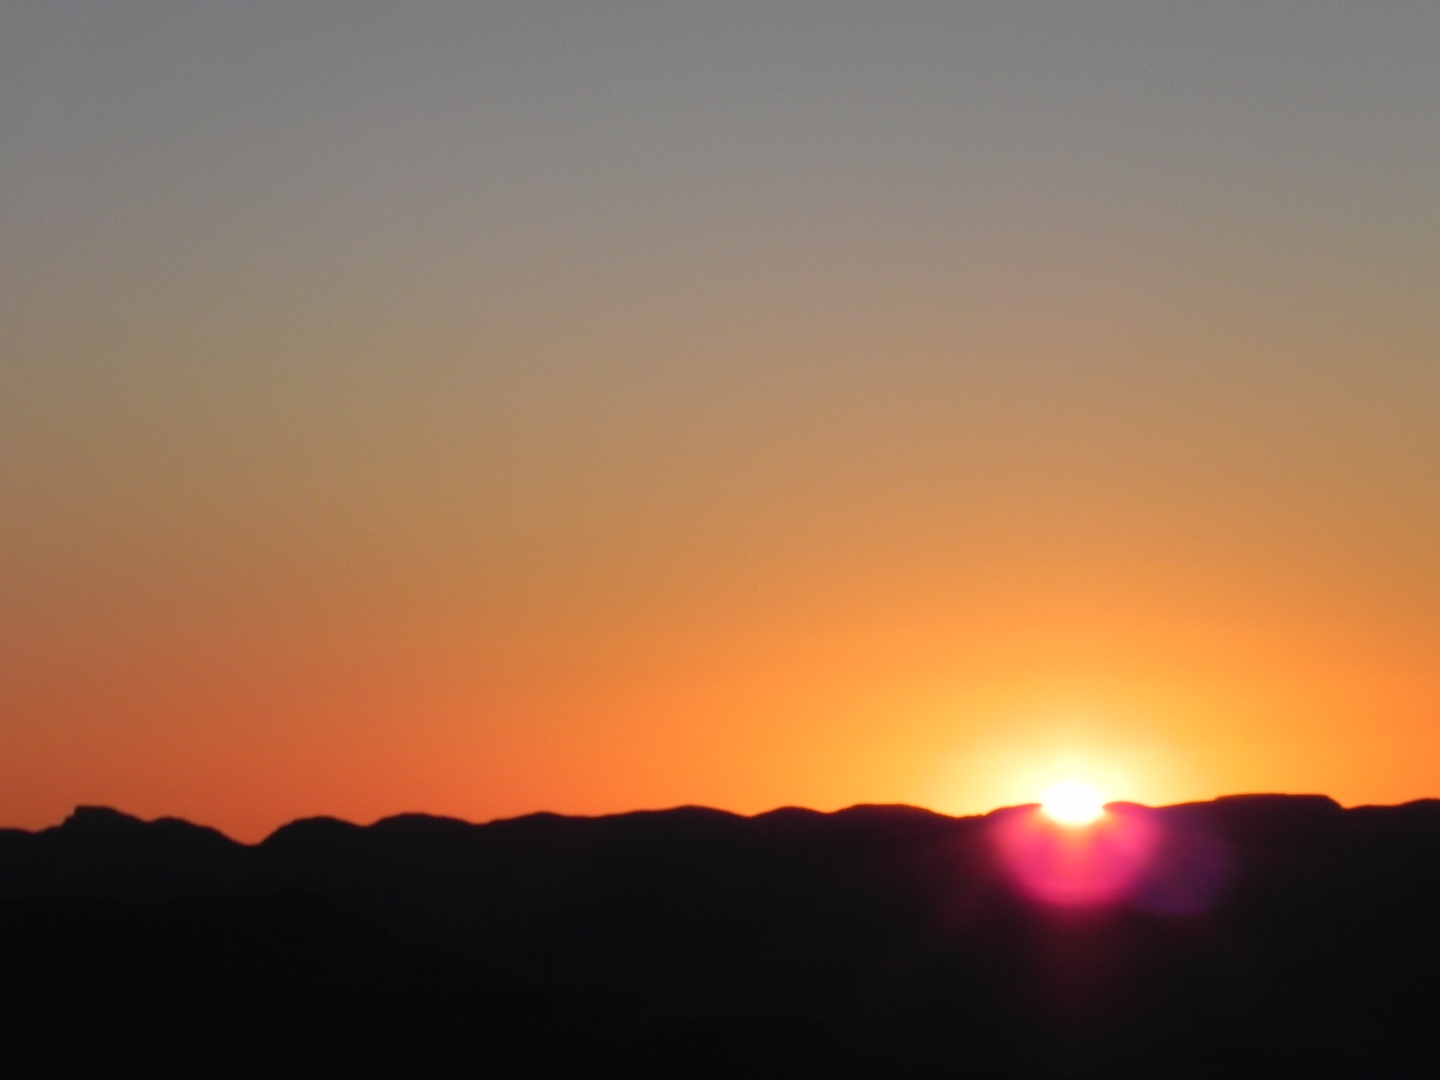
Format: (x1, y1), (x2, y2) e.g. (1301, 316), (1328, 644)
(2, 1), (1438, 841)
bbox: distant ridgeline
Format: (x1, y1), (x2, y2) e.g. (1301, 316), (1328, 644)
(2, 795), (1440, 1078)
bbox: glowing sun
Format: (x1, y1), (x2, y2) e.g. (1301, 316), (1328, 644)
(1040, 781), (1106, 826)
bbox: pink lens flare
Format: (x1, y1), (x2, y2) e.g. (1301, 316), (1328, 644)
(991, 803), (1164, 908)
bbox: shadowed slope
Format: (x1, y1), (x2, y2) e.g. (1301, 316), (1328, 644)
(4, 796), (1440, 1077)
(0, 892), (621, 1079)
(0, 892), (869, 1080)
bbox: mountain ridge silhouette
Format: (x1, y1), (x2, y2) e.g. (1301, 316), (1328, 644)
(4, 794), (1440, 1077)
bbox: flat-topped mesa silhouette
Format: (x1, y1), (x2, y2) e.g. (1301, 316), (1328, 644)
(3, 795), (1440, 1078)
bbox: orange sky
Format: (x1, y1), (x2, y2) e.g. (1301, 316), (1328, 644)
(2, 3), (1438, 841)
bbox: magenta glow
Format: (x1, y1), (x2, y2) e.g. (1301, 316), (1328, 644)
(991, 804), (1163, 908)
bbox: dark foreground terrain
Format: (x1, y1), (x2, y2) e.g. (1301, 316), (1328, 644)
(2, 794), (1439, 1077)
(0, 892), (860, 1079)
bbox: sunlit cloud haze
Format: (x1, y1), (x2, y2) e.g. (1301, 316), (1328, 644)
(2, 2), (1438, 840)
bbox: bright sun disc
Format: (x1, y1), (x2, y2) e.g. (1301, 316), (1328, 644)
(1040, 781), (1106, 826)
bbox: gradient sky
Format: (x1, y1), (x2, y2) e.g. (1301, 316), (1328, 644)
(3, 2), (1438, 840)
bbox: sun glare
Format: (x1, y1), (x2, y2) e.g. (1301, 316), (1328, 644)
(1040, 781), (1106, 826)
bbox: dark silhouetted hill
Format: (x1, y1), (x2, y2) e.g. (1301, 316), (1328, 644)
(0, 891), (622, 1079)
(3, 795), (1440, 1077)
(0, 891), (867, 1080)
